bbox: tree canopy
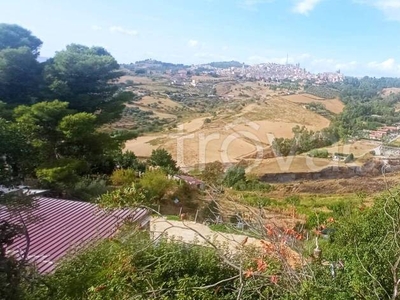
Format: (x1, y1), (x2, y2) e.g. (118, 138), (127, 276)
(0, 24), (42, 56)
(44, 44), (122, 112)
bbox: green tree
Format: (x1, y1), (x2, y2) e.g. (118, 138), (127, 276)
(36, 158), (89, 189)
(202, 161), (224, 185)
(0, 47), (42, 105)
(113, 150), (146, 172)
(0, 24), (43, 105)
(0, 24), (42, 56)
(148, 149), (178, 174)
(271, 137), (294, 157)
(0, 118), (35, 183)
(139, 169), (175, 202)
(57, 112), (120, 170)
(14, 100), (72, 161)
(44, 44), (122, 112)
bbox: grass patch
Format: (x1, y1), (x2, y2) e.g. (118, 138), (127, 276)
(165, 215), (181, 221)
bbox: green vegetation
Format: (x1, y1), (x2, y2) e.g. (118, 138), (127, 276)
(308, 149), (329, 158)
(305, 102), (335, 119)
(38, 231), (278, 300)
(148, 148), (179, 174)
(5, 22), (400, 300)
(305, 86), (339, 99)
(272, 125), (337, 156)
(201, 161), (225, 185)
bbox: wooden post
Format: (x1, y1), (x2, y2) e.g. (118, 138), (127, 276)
(194, 210), (199, 223)
(179, 207), (182, 216)
(158, 205), (160, 214)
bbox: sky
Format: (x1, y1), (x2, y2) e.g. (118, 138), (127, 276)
(3, 0), (400, 77)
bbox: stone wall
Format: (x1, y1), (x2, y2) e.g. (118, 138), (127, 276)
(260, 159), (399, 183)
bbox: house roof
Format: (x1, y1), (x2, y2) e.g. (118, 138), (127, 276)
(176, 175), (204, 185)
(1, 197), (149, 274)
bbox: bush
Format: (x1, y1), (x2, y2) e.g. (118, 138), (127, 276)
(235, 179), (273, 192)
(110, 168), (136, 186)
(308, 149), (329, 158)
(139, 169), (175, 202)
(344, 153), (355, 163)
(223, 166), (246, 187)
(67, 176), (109, 201)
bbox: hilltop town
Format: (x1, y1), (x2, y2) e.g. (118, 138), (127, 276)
(122, 59), (344, 85)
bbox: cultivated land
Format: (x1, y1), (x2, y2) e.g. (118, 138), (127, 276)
(282, 94), (345, 114)
(121, 75), (369, 174)
(124, 102), (331, 168)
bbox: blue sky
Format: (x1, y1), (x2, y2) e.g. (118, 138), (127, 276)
(2, 0), (400, 76)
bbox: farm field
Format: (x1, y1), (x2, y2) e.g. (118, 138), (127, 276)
(215, 81), (278, 99)
(136, 96), (182, 109)
(282, 94), (345, 114)
(127, 104), (177, 119)
(250, 156), (336, 174)
(321, 140), (379, 157)
(121, 76), (374, 175)
(238, 99), (331, 126)
(124, 99), (332, 169)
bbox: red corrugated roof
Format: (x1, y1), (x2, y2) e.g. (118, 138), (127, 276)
(0, 197), (149, 274)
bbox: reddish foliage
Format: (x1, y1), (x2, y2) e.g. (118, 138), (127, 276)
(256, 258), (267, 272)
(244, 268), (254, 278)
(270, 275), (279, 285)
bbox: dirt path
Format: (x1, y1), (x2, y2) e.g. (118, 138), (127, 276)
(150, 217), (301, 267)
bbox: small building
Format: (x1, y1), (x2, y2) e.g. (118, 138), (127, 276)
(173, 175), (205, 190)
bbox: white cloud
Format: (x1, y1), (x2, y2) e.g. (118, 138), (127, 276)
(293, 0), (323, 15)
(91, 25), (102, 31)
(355, 0), (400, 21)
(109, 26), (138, 36)
(188, 40), (199, 47)
(368, 58), (398, 71)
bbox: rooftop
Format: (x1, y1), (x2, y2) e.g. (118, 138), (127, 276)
(1, 197), (149, 273)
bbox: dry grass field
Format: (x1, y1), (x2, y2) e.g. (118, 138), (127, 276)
(136, 96), (181, 109)
(322, 140), (379, 157)
(237, 99), (331, 126)
(124, 98), (332, 169)
(124, 136), (159, 157)
(382, 87), (400, 97)
(215, 81), (278, 99)
(282, 94), (345, 114)
(121, 78), (375, 174)
(118, 75), (158, 85)
(250, 156), (337, 174)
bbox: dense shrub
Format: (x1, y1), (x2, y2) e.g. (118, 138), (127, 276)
(110, 168), (136, 186)
(308, 149), (329, 158)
